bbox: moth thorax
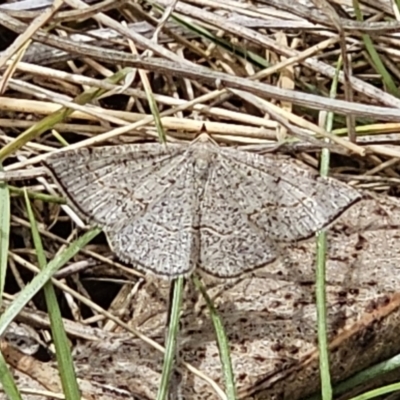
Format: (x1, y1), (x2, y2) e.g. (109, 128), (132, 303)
(193, 148), (212, 180)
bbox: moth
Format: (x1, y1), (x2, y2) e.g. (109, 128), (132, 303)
(45, 134), (360, 278)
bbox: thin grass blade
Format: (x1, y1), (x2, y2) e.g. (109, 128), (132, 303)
(0, 227), (101, 337)
(192, 274), (236, 400)
(24, 189), (81, 400)
(0, 165), (10, 304)
(156, 276), (184, 400)
(0, 165), (22, 400)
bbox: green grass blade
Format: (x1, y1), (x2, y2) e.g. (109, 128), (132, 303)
(0, 165), (10, 304)
(352, 0), (400, 98)
(0, 165), (22, 400)
(315, 230), (331, 400)
(309, 353), (400, 400)
(0, 351), (22, 400)
(314, 52), (344, 400)
(0, 227), (101, 337)
(156, 276), (184, 400)
(331, 354), (400, 398)
(140, 70), (166, 143)
(148, 89), (166, 143)
(9, 185), (66, 204)
(192, 274), (236, 399)
(315, 145), (333, 398)
(23, 189), (81, 400)
(350, 383), (400, 400)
